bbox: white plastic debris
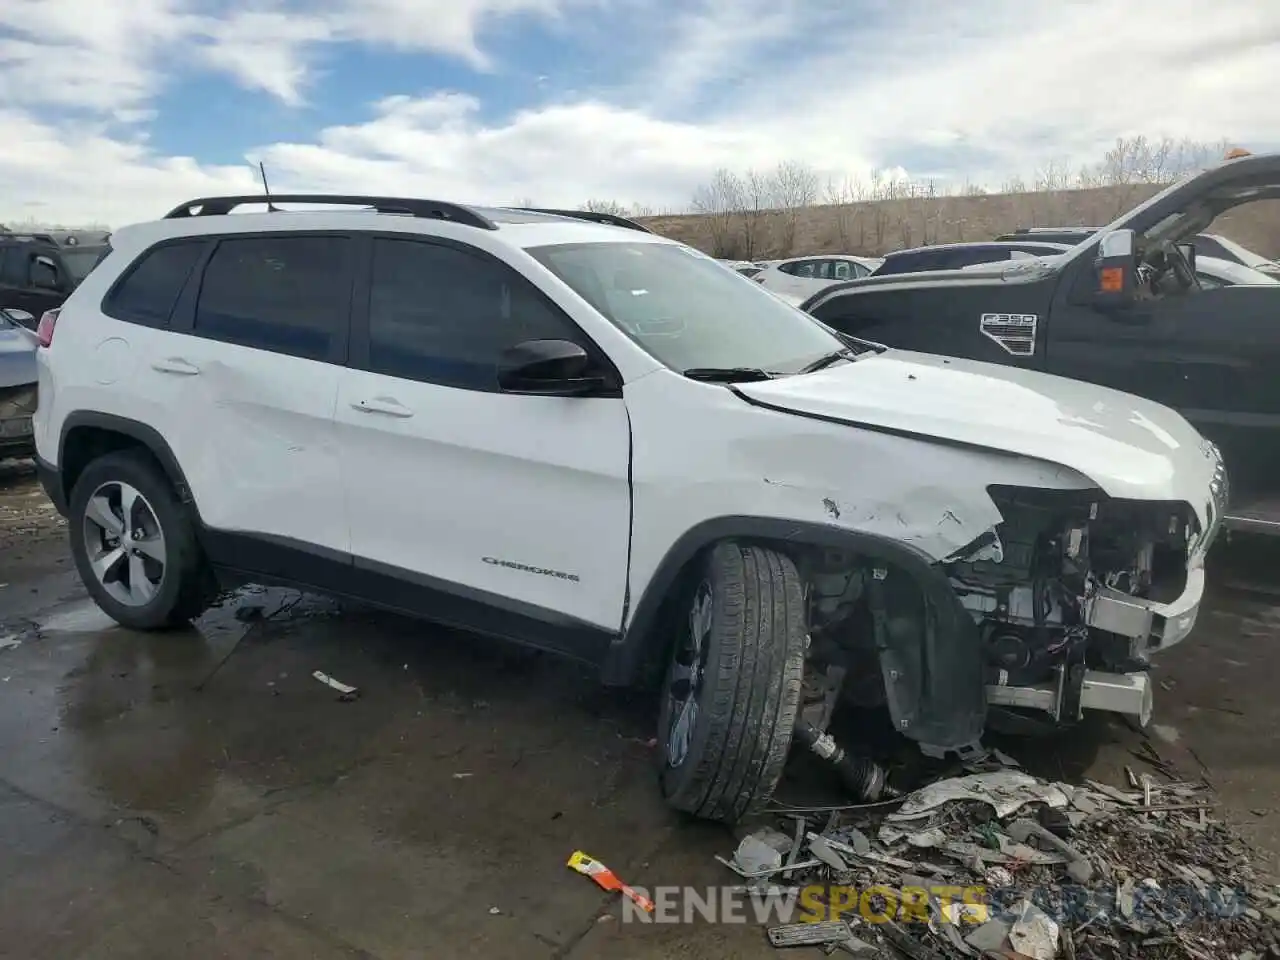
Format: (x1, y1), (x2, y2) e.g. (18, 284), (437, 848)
(965, 918), (1012, 953)
(733, 834), (783, 875)
(888, 771), (1069, 823)
(904, 827), (948, 848)
(1009, 900), (1060, 960)
(312, 670), (358, 699)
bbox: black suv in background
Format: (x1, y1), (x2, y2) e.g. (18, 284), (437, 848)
(0, 233), (105, 328)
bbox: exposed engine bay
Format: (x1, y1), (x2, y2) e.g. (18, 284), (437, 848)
(945, 486), (1195, 685)
(792, 486), (1202, 749)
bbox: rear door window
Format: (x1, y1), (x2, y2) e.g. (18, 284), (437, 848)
(104, 241), (205, 327)
(193, 235), (352, 361)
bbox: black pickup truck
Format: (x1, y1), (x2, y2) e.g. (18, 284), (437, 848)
(801, 151), (1280, 533)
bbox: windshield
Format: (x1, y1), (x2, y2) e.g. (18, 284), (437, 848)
(527, 241), (846, 374)
(61, 247), (107, 283)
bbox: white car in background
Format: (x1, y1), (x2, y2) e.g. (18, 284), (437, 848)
(752, 254), (883, 299)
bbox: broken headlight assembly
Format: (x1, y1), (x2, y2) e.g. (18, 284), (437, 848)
(945, 486), (1199, 692)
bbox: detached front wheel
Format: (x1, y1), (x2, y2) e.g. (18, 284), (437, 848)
(657, 542), (807, 823)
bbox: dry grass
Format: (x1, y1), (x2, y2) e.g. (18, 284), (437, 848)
(639, 185), (1280, 260)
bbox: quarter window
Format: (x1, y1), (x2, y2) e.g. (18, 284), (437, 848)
(194, 236), (351, 360)
(104, 242), (204, 327)
(366, 238), (577, 391)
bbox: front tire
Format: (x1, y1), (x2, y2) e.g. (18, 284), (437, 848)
(68, 450), (211, 630)
(657, 542), (807, 823)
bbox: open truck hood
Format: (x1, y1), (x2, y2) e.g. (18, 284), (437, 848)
(733, 349), (1220, 528)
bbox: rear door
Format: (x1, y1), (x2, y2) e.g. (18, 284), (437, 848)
(152, 233), (355, 560)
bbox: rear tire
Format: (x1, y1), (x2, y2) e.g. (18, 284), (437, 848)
(68, 450), (211, 630)
(657, 542), (807, 823)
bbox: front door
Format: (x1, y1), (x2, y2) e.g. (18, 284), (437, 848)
(1048, 267), (1280, 496)
(335, 235), (631, 651)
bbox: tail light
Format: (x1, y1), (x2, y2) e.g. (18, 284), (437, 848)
(36, 308), (60, 347)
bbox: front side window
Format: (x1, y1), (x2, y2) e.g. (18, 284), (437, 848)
(368, 238), (578, 391)
(528, 241), (847, 375)
(194, 236), (350, 360)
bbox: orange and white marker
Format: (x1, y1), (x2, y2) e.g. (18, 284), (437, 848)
(566, 850), (655, 913)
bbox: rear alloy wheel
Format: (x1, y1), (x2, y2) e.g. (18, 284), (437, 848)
(657, 542), (807, 823)
(81, 480), (167, 608)
(68, 450), (211, 630)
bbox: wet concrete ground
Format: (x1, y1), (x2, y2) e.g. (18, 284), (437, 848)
(1, 457), (1277, 958)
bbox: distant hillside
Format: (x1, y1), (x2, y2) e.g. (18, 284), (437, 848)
(638, 184), (1280, 260)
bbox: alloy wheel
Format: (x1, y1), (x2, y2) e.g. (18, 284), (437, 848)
(666, 579), (714, 768)
(81, 481), (167, 607)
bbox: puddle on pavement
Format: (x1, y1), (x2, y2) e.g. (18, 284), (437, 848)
(36, 599), (119, 634)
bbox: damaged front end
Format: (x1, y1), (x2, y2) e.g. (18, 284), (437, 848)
(797, 472), (1224, 769)
(945, 481), (1223, 731)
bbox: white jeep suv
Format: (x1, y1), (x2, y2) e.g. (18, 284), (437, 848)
(32, 194), (1224, 822)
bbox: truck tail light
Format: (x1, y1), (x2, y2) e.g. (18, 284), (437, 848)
(36, 308), (60, 347)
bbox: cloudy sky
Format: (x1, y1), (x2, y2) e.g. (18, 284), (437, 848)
(1, 0), (1277, 225)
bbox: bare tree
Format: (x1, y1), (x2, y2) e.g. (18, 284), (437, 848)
(679, 133), (1240, 259)
(867, 169), (895, 251)
(737, 168), (774, 260)
(915, 179), (948, 246)
(769, 160), (819, 256)
(580, 198), (631, 216)
(691, 168), (746, 258)
(824, 175), (868, 251)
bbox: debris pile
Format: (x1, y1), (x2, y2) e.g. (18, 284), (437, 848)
(725, 757), (1280, 958)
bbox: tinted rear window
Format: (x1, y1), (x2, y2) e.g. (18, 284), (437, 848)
(103, 242), (205, 327)
(193, 235), (351, 361)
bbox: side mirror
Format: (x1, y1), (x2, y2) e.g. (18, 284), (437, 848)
(1092, 229), (1138, 307)
(1177, 242), (1197, 275)
(497, 339), (609, 396)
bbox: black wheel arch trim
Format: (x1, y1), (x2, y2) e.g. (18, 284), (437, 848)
(601, 514), (986, 751)
(55, 411), (197, 512)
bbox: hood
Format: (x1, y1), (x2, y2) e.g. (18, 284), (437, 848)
(0, 319), (38, 389)
(799, 262), (1058, 311)
(733, 349), (1219, 528)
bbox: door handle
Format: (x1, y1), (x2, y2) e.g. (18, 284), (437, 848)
(151, 357), (201, 375)
(350, 397), (414, 418)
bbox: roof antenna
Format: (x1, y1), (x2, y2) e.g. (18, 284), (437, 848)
(259, 161), (279, 212)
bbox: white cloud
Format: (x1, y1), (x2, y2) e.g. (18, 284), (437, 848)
(197, 11), (334, 105)
(0, 0), (1277, 225)
(0, 0), (191, 115)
